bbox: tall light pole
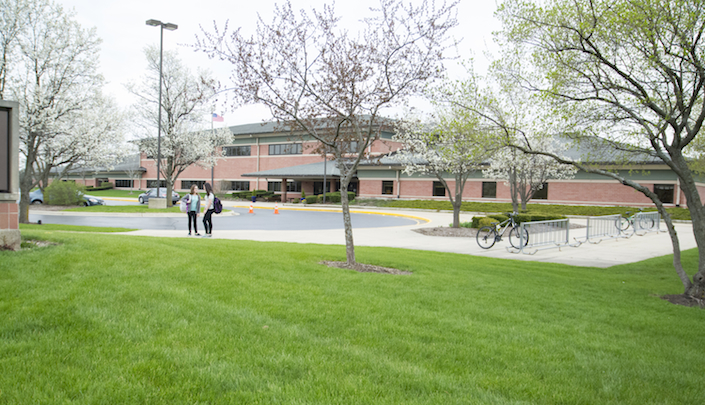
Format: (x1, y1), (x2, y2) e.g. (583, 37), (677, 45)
(145, 19), (177, 198)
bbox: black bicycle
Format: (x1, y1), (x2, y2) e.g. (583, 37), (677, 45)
(616, 209), (655, 232)
(476, 212), (529, 249)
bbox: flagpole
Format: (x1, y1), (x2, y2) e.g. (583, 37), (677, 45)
(211, 113), (214, 186)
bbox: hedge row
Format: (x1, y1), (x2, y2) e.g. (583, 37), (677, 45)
(85, 182), (114, 191)
(470, 213), (567, 228)
(303, 191), (356, 204)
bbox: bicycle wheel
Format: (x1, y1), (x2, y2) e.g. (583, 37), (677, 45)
(616, 216), (630, 232)
(476, 226), (497, 249)
(638, 216), (655, 230)
(509, 226), (529, 249)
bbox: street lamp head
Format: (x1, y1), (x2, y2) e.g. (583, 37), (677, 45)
(146, 19), (177, 31)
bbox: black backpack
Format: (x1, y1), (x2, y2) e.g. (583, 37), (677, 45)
(213, 196), (222, 214)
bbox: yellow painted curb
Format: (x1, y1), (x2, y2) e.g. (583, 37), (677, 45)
(233, 205), (430, 223)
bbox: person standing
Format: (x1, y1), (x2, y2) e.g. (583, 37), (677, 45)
(202, 182), (215, 237)
(185, 185), (201, 236)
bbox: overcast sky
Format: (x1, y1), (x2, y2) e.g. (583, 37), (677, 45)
(59, 0), (502, 128)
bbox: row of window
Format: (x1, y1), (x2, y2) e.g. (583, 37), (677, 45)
(223, 142), (363, 157)
(381, 180), (545, 199)
(135, 179), (677, 203)
(384, 181), (676, 203)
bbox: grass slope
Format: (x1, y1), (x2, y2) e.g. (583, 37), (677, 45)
(1, 231), (703, 404)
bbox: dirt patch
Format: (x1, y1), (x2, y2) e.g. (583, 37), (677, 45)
(661, 294), (705, 308)
(320, 261), (412, 275)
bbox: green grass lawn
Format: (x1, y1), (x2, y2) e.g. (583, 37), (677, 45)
(1, 228), (703, 404)
(85, 189), (144, 198)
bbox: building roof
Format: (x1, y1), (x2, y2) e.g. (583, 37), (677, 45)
(55, 154), (145, 175)
(242, 161), (342, 179)
(228, 116), (397, 137)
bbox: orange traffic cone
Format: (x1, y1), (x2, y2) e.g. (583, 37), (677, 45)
(249, 204), (254, 214)
(274, 203), (279, 214)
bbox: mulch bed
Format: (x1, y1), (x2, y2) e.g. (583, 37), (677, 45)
(320, 261), (412, 275)
(661, 294), (705, 308)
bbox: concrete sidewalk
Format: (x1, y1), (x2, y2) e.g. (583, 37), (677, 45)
(119, 201), (697, 268)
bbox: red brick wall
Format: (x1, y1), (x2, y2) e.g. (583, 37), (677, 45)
(0, 202), (18, 230)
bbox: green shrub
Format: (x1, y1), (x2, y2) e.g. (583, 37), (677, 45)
(470, 213), (566, 228)
(471, 216), (502, 228)
(513, 213), (566, 224)
(318, 191), (356, 203)
(85, 182), (114, 192)
(252, 190), (271, 198)
(45, 181), (85, 205)
(305, 195), (318, 204)
(232, 191), (251, 199)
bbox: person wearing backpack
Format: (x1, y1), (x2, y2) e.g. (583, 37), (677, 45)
(202, 182), (216, 237)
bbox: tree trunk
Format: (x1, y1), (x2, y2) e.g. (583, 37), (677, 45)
(509, 168), (519, 213)
(18, 157), (35, 224)
(684, 197), (705, 299)
(669, 155), (705, 298)
(339, 177), (356, 265)
(166, 181), (174, 208)
(450, 172), (467, 228)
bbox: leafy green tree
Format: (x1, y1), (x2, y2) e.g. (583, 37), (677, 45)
(496, 0), (705, 300)
(394, 101), (495, 228)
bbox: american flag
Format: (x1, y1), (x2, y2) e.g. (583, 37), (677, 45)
(212, 113), (224, 122)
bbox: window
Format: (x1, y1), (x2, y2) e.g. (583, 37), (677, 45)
(313, 181), (332, 195)
(231, 181), (250, 191)
(382, 181), (394, 195)
(223, 146), (251, 156)
(654, 184), (675, 204)
(268, 181), (301, 192)
(287, 181), (302, 192)
(347, 181), (358, 195)
(147, 180), (166, 188)
(482, 182), (496, 198)
(433, 181), (445, 197)
(115, 179), (133, 188)
(533, 183), (548, 200)
(343, 141), (359, 152)
(269, 143), (302, 155)
(268, 181), (281, 192)
(181, 180), (206, 190)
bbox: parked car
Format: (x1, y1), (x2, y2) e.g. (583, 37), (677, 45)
(27, 189), (105, 206)
(30, 189), (44, 205)
(138, 188), (180, 204)
(82, 194), (106, 206)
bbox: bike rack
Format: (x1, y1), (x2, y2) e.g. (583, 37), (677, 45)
(581, 214), (623, 244)
(504, 212), (661, 255)
(508, 219), (582, 255)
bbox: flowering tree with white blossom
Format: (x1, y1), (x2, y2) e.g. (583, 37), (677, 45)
(1, 0), (123, 223)
(483, 138), (576, 212)
(394, 107), (495, 228)
(128, 46), (231, 206)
